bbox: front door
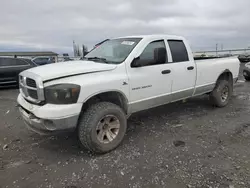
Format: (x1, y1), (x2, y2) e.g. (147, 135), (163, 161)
(127, 39), (173, 113)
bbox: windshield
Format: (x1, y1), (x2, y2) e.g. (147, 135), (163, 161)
(85, 38), (142, 64)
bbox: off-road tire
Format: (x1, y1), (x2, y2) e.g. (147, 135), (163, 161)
(78, 102), (127, 154)
(210, 79), (233, 107)
(244, 76), (250, 81)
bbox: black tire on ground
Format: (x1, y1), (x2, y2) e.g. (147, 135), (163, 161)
(209, 79), (233, 107)
(78, 102), (127, 154)
(244, 76), (250, 81)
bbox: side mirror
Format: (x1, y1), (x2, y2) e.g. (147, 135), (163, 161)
(131, 57), (141, 68)
(154, 47), (167, 64)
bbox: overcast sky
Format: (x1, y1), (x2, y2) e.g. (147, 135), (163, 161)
(1, 0), (250, 54)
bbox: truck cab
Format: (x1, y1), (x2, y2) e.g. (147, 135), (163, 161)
(123, 35), (196, 112)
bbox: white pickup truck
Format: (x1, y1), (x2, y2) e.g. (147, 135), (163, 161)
(17, 35), (240, 153)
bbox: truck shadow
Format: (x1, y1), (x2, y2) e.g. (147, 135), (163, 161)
(35, 94), (215, 157)
(127, 95), (214, 127)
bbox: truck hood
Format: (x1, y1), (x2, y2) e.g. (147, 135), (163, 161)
(25, 60), (117, 81)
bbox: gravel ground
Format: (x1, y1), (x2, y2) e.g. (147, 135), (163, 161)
(0, 64), (250, 188)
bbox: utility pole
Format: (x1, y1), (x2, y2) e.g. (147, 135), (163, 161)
(221, 44), (223, 51)
(216, 43), (218, 56)
(73, 40), (76, 57)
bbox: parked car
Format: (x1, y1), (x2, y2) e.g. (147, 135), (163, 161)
(62, 57), (74, 62)
(31, 56), (54, 65)
(17, 34), (240, 154)
(243, 62), (250, 81)
(0, 57), (37, 87)
(238, 53), (250, 63)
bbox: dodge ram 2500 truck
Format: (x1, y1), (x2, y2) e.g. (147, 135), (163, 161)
(17, 35), (240, 154)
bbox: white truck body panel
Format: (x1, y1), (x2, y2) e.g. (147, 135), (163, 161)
(17, 94), (82, 119)
(27, 60), (117, 81)
(194, 57), (239, 88)
(17, 34), (240, 134)
(44, 65), (130, 104)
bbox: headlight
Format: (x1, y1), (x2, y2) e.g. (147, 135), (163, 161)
(45, 84), (80, 104)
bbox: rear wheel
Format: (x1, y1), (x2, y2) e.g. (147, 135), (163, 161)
(210, 79), (232, 107)
(78, 102), (127, 154)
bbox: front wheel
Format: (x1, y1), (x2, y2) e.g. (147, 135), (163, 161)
(78, 102), (127, 154)
(244, 76), (250, 81)
(209, 79), (232, 107)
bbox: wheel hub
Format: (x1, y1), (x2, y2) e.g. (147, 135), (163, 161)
(96, 115), (120, 144)
(103, 124), (109, 130)
(221, 86), (229, 102)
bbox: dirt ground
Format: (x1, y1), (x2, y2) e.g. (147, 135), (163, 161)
(0, 65), (250, 188)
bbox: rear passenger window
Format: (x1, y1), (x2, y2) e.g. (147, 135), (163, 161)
(14, 59), (29, 65)
(0, 58), (15, 66)
(0, 58), (28, 67)
(168, 40), (189, 62)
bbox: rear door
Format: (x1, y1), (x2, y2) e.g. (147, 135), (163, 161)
(0, 58), (32, 85)
(0, 58), (18, 84)
(14, 58), (33, 75)
(167, 40), (196, 101)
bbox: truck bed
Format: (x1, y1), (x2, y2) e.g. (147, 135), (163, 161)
(194, 56), (240, 89)
(194, 56), (236, 61)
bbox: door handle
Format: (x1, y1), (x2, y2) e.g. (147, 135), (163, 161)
(161, 70), (171, 74)
(187, 66), (194, 70)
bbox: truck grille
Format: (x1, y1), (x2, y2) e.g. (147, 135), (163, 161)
(19, 74), (44, 103)
(26, 78), (37, 88)
(28, 89), (38, 99)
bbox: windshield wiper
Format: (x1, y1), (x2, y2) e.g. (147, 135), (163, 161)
(87, 57), (108, 63)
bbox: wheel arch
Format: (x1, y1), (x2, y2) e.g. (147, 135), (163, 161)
(215, 69), (233, 86)
(81, 90), (129, 114)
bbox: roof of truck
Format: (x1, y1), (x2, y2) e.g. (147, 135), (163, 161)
(115, 34), (185, 40)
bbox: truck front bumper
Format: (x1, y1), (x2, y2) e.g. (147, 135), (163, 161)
(17, 94), (82, 135)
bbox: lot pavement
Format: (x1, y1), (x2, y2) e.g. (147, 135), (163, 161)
(1, 65), (250, 188)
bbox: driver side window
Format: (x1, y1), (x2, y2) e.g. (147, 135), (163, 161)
(138, 40), (166, 67)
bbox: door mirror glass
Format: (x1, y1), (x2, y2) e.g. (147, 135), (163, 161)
(154, 47), (166, 64)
